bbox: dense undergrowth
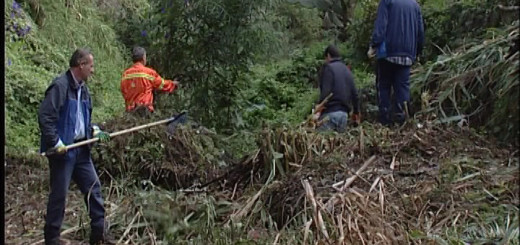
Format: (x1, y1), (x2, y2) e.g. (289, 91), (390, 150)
(5, 0), (128, 151)
(4, 0), (520, 244)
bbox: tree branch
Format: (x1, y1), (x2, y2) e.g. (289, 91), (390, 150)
(498, 4), (519, 11)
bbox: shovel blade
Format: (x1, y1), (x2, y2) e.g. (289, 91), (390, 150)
(167, 112), (188, 135)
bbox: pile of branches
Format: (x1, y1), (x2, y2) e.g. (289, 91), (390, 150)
(5, 119), (518, 244)
(230, 122), (519, 244)
(411, 21), (519, 143)
(91, 113), (227, 190)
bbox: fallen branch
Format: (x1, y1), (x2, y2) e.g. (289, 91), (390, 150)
(332, 155), (377, 192)
(117, 211), (140, 244)
(303, 219), (313, 245)
(498, 4), (519, 11)
(229, 183), (266, 222)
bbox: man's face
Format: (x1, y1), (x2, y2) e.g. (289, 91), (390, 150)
(79, 54), (94, 81)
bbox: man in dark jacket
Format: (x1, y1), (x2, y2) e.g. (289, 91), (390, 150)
(38, 48), (113, 245)
(369, 0), (424, 126)
(315, 45), (360, 132)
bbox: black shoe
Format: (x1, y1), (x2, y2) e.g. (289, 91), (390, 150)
(45, 237), (60, 245)
(45, 238), (71, 245)
(90, 234), (116, 245)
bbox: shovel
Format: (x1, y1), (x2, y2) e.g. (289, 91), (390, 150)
(41, 111), (187, 157)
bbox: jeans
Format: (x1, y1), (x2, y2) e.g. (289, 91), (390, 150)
(318, 110), (349, 133)
(44, 146), (105, 244)
(376, 59), (411, 126)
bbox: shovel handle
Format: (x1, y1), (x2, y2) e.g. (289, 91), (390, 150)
(41, 112), (186, 157)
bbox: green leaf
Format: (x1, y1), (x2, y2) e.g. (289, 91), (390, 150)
(272, 151), (284, 159)
(409, 229), (425, 239)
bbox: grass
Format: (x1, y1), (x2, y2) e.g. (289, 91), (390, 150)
(5, 0), (129, 151)
(4, 0), (519, 244)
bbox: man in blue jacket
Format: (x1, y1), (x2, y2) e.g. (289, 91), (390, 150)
(368, 0), (424, 126)
(38, 48), (113, 245)
(315, 45), (360, 132)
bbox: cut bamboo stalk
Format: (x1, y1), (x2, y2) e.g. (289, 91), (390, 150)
(302, 179), (330, 240)
(331, 155), (377, 192)
(118, 211), (140, 244)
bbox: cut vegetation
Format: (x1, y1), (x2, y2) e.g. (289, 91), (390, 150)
(5, 0), (519, 244)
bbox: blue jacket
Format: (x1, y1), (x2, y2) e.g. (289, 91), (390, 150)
(371, 0), (424, 61)
(38, 70), (93, 153)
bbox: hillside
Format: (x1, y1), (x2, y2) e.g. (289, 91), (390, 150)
(4, 0), (519, 244)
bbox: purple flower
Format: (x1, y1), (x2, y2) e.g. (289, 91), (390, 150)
(161, 7), (165, 13)
(8, 59), (12, 66)
(141, 30), (147, 37)
(12, 1), (21, 10)
(10, 12), (15, 19)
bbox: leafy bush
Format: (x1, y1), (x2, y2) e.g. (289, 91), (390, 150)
(124, 0), (289, 131)
(276, 2), (322, 46)
(5, 0), (129, 151)
(420, 0), (519, 60)
(411, 22), (519, 144)
(346, 0), (519, 63)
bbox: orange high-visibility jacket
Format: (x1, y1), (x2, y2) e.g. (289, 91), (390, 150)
(120, 62), (177, 112)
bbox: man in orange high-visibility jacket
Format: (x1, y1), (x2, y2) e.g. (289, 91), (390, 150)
(121, 46), (178, 113)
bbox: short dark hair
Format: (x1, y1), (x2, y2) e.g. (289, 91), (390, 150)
(324, 45), (341, 58)
(69, 48), (92, 67)
(132, 46), (146, 63)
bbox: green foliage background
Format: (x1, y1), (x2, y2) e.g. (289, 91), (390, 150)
(5, 0), (129, 151)
(5, 0), (519, 149)
(4, 0), (519, 243)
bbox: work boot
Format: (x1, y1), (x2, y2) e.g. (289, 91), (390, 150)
(45, 238), (71, 245)
(90, 234), (116, 245)
(45, 237), (59, 245)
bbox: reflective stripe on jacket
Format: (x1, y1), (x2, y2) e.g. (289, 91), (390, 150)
(120, 62), (176, 112)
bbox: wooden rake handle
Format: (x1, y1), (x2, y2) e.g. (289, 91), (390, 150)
(41, 112), (186, 157)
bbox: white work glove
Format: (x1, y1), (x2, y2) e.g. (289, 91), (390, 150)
(52, 139), (67, 155)
(312, 111), (321, 121)
(92, 125), (110, 143)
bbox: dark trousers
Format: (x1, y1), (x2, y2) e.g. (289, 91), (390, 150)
(44, 146), (105, 244)
(376, 59), (411, 126)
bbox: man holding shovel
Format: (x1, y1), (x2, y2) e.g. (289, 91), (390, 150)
(38, 48), (114, 245)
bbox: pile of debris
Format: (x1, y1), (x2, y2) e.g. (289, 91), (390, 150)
(242, 122), (519, 244)
(91, 113), (228, 190)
